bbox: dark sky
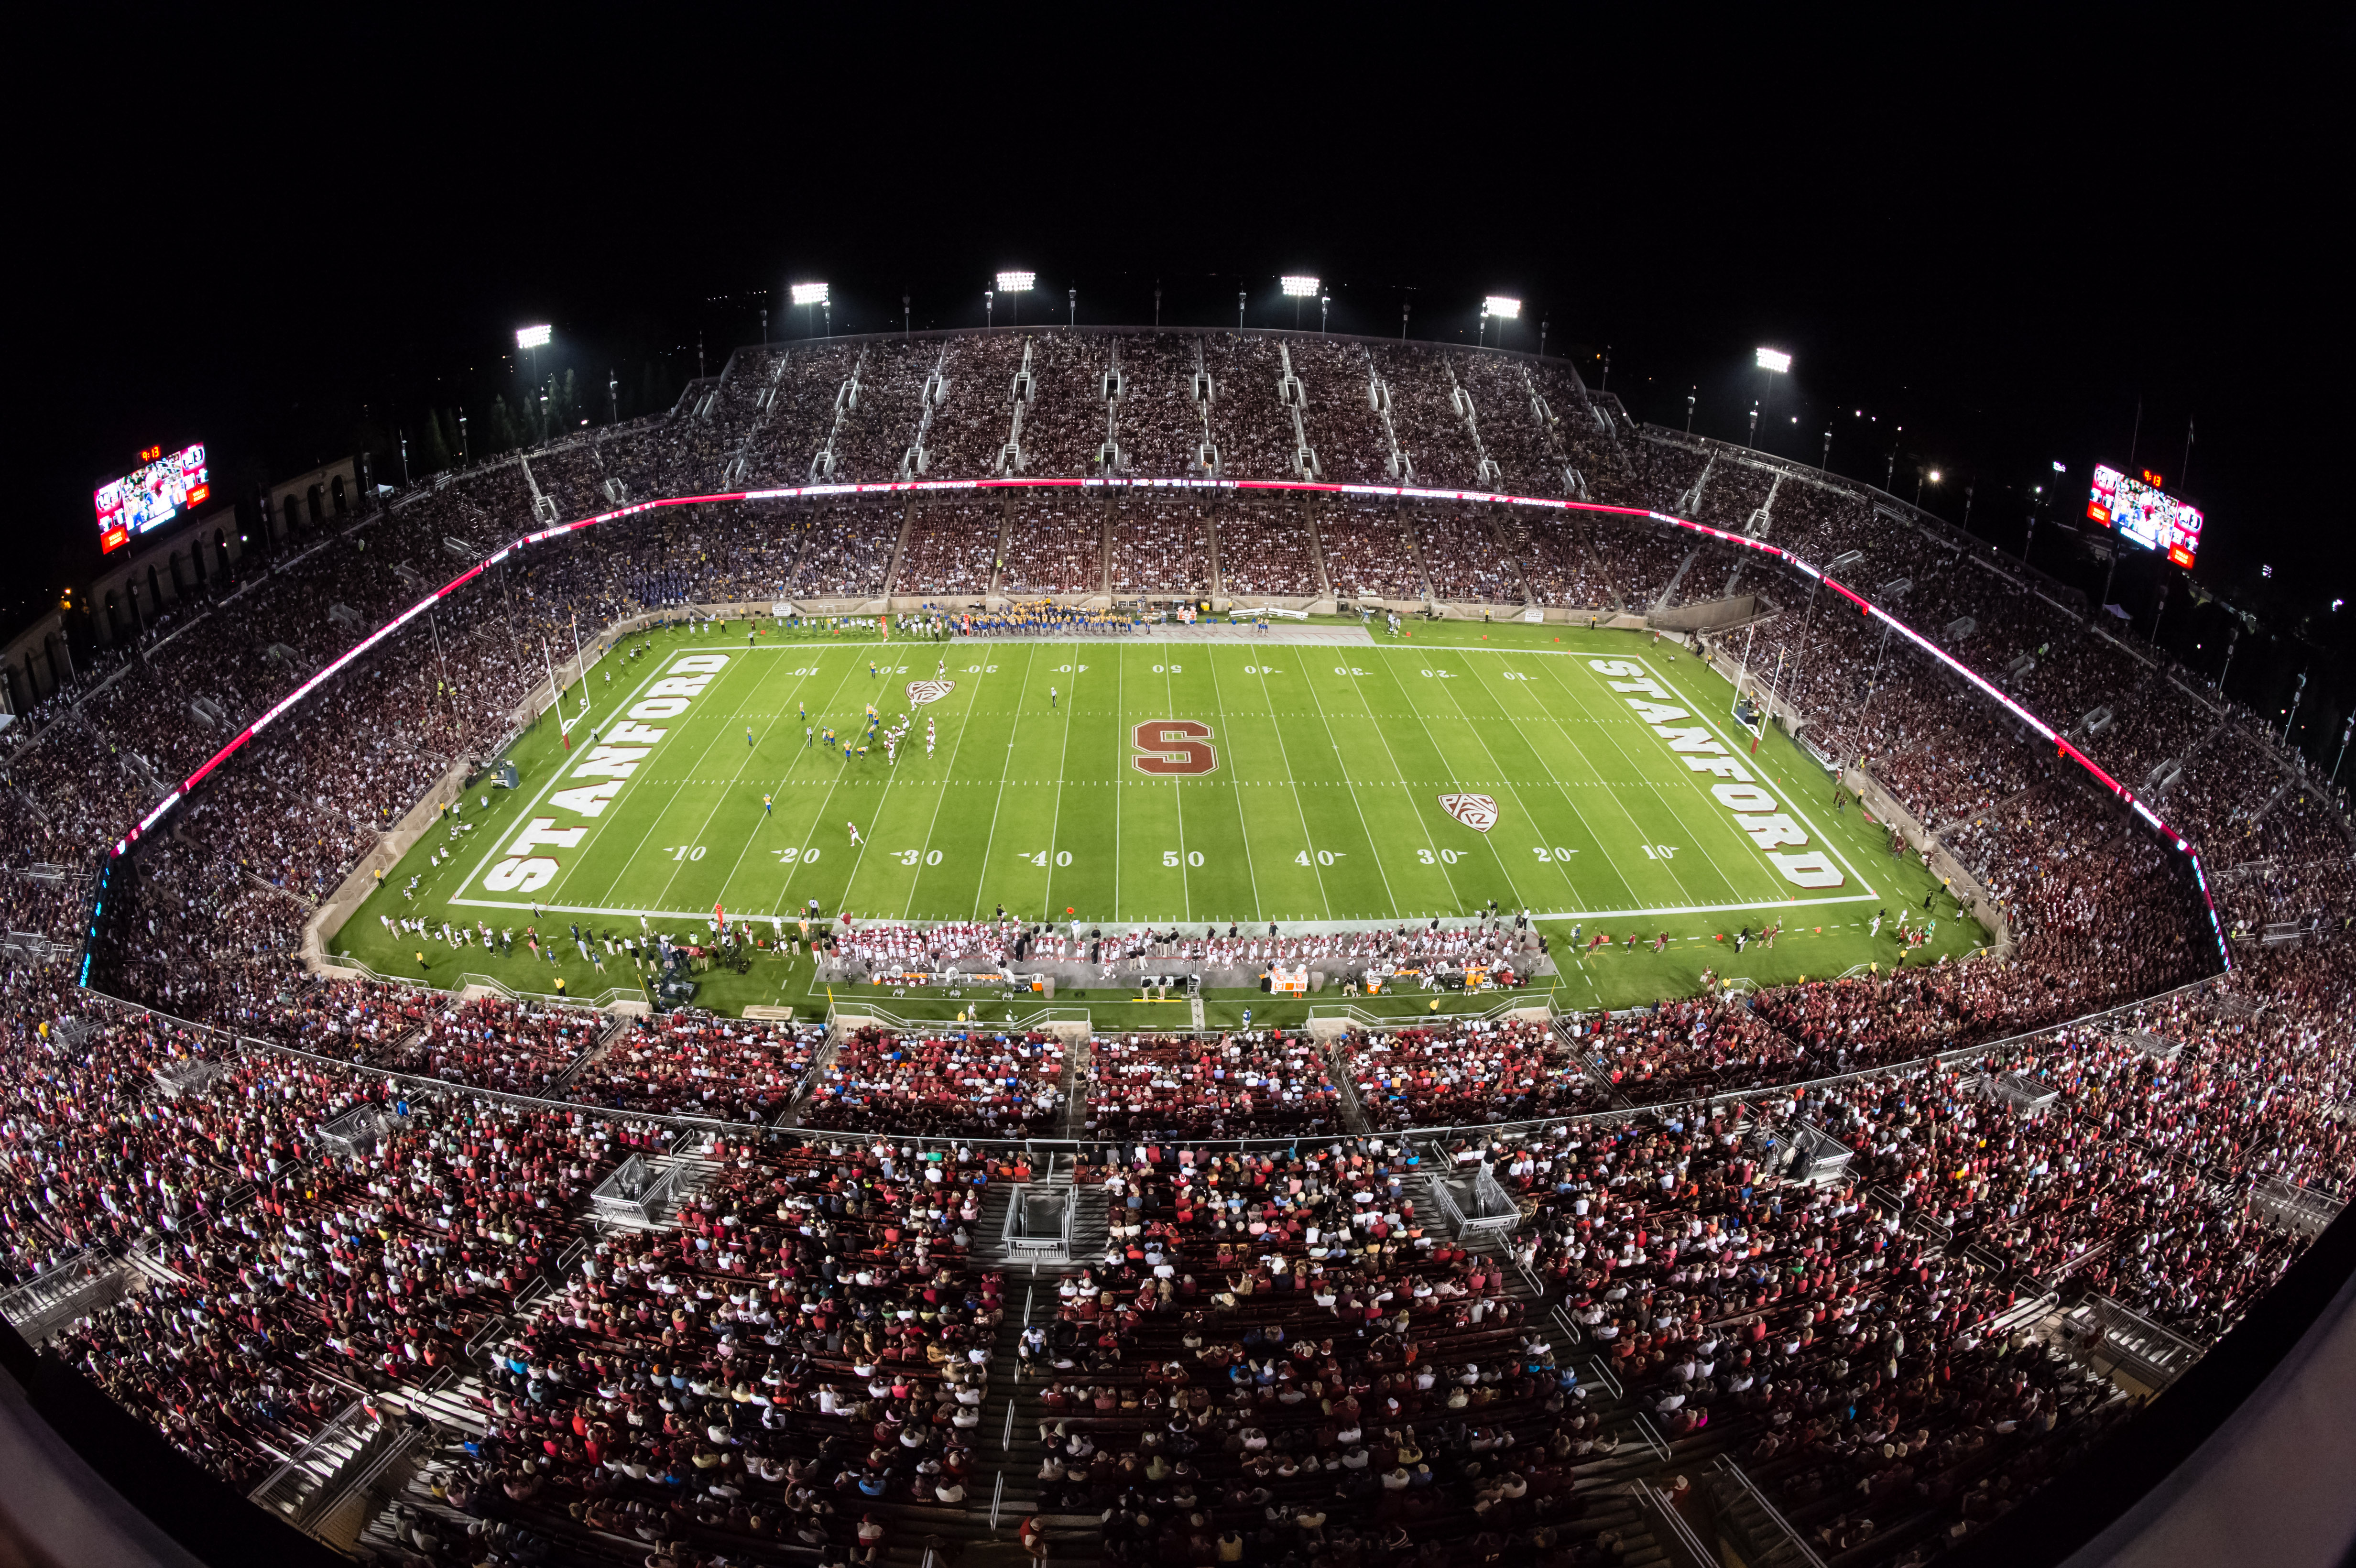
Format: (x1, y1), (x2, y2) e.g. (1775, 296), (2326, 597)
(18, 17), (2349, 745)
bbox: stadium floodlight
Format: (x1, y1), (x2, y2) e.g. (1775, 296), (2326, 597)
(1483, 296), (1522, 319)
(996, 271), (1036, 293)
(789, 282), (829, 306)
(515, 325), (552, 349)
(1755, 347), (1792, 374)
(1281, 276), (1320, 297)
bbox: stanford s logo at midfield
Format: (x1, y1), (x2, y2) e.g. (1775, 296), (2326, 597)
(1132, 719), (1218, 775)
(1438, 793), (1500, 833)
(905, 680), (956, 707)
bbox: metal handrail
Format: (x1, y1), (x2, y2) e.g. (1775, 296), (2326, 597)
(69, 973), (2228, 1161)
(1708, 1455), (1830, 1568)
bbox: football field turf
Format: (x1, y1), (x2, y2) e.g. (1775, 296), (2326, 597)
(337, 619), (1982, 1018)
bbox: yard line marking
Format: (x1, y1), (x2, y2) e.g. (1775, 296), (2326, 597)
(968, 646), (1043, 920)
(696, 659), (845, 913)
(456, 652), (674, 898)
(602, 647), (780, 911)
(1214, 648), (1286, 921)
(1521, 655), (1718, 908)
(762, 652), (890, 914)
(1162, 653), (1193, 919)
(1632, 655), (1880, 899)
(1451, 656), (1641, 911)
(1294, 658), (1407, 918)
(1376, 650), (1581, 911)
(904, 650), (994, 920)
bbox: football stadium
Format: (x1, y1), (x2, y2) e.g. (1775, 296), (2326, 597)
(3, 171), (2349, 1568)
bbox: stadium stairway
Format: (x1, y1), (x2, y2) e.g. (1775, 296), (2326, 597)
(970, 1180), (1016, 1263)
(1060, 1160), (1111, 1264)
(251, 1399), (433, 1552)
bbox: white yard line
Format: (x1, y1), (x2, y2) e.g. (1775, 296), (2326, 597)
(904, 668), (999, 918)
(761, 656), (892, 914)
(966, 647), (1043, 919)
(1372, 650), (1582, 913)
(1209, 650), (1280, 921)
(1292, 661), (1413, 918)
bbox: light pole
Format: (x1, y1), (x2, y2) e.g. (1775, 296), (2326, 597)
(791, 282), (828, 338)
(1069, 286), (1076, 327)
(1684, 392), (1696, 434)
(1154, 286), (1161, 328)
(458, 412), (469, 466)
(1747, 403), (1759, 448)
(1237, 289), (1246, 330)
(2023, 485), (2043, 567)
(1538, 315), (1548, 358)
(996, 271), (1034, 327)
(1401, 300), (1410, 341)
(2219, 627), (2238, 692)
(2150, 581), (2169, 644)
(760, 309), (767, 348)
(2283, 671), (2307, 747)
(1283, 275), (1318, 330)
(903, 294), (911, 337)
(608, 370), (618, 425)
(1599, 347), (1610, 391)
(985, 290), (994, 330)
(1753, 348), (1790, 449)
(400, 429), (411, 487)
(1321, 294), (1330, 334)
(1821, 428), (1832, 471)
(2333, 714), (2353, 783)
(1917, 467), (1940, 507)
(1962, 483), (1974, 533)
(1483, 296), (1520, 351)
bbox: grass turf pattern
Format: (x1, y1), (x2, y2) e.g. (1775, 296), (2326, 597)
(335, 620), (1982, 1018)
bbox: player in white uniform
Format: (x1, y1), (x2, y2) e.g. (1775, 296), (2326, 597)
(926, 718), (936, 757)
(848, 821), (862, 846)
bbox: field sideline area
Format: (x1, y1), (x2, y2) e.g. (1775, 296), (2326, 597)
(332, 617), (1983, 1019)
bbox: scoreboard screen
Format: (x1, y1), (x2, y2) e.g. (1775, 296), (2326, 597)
(2088, 464), (2202, 568)
(97, 442), (210, 555)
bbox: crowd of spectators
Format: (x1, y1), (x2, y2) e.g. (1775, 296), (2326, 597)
(1111, 502), (1214, 597)
(1342, 1018), (1595, 1129)
(8, 325), (2356, 1568)
(801, 1027), (1063, 1137)
(1415, 509), (1527, 606)
(1319, 502), (1428, 602)
(567, 1015), (824, 1124)
(894, 503), (1001, 598)
(1215, 501), (1324, 599)
(1001, 501), (1107, 595)
(1087, 1031), (1342, 1138)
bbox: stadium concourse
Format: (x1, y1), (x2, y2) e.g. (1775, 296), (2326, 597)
(0, 325), (2351, 1568)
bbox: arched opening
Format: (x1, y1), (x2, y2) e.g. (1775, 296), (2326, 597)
(306, 484), (325, 525)
(215, 528), (232, 579)
(103, 590), (123, 645)
(331, 473), (349, 517)
(146, 563), (164, 614)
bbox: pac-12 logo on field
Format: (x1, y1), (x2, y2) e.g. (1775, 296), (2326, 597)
(905, 680), (955, 707)
(1438, 793), (1500, 833)
(1132, 720), (1218, 776)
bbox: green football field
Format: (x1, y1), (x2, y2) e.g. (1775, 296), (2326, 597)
(335, 619), (1983, 1018)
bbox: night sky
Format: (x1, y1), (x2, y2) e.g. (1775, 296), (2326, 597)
(18, 19), (2349, 754)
